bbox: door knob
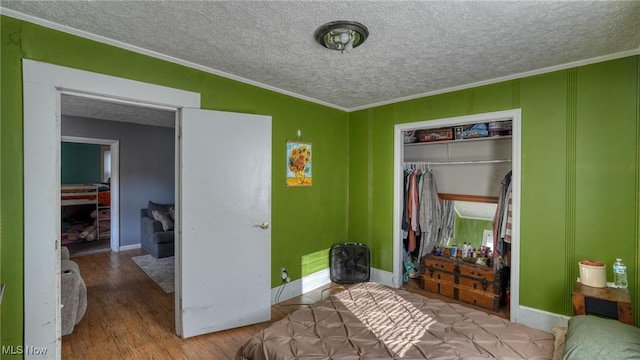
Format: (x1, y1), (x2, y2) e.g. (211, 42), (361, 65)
(254, 222), (269, 230)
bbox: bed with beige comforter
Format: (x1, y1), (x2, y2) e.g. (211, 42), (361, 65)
(236, 282), (554, 360)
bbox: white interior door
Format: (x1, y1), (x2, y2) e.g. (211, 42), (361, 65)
(177, 108), (272, 338)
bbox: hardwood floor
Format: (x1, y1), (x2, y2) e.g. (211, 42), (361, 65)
(66, 238), (111, 258)
(63, 249), (507, 359)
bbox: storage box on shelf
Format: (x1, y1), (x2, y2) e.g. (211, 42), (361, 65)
(488, 120), (512, 137)
(416, 128), (453, 142)
(421, 254), (507, 311)
(454, 123), (489, 140)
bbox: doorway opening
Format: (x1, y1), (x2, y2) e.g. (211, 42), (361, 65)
(24, 60), (273, 359)
(22, 59), (199, 358)
(59, 94), (178, 348)
(60, 135), (120, 256)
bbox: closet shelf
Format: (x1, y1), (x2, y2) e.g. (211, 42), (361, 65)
(405, 159), (511, 166)
(404, 135), (511, 147)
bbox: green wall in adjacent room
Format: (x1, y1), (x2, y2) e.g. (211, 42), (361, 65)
(348, 56), (640, 324)
(1, 16), (348, 355)
(60, 142), (101, 184)
(449, 214), (493, 250)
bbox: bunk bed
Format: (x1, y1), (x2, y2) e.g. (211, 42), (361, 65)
(61, 184), (111, 246)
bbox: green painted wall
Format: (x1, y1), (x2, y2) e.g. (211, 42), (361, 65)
(348, 57), (640, 324)
(0, 16), (348, 354)
(301, 248), (329, 276)
(60, 142), (101, 184)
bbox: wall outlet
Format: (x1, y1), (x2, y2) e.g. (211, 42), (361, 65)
(281, 267), (289, 281)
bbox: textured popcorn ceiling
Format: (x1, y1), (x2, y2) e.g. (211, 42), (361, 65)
(4, 1), (640, 113)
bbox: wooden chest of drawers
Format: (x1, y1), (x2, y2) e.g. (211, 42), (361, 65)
(422, 254), (507, 311)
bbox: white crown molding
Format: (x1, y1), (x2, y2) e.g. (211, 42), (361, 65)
(349, 48), (640, 112)
(0, 7), (349, 112)
(2, 7), (639, 113)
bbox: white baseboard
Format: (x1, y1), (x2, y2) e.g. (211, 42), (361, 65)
(119, 243), (141, 251)
(268, 267), (408, 304)
(515, 305), (570, 332)
(270, 267), (395, 305)
(369, 267), (569, 333)
(371, 267), (394, 287)
(271, 268), (331, 304)
(271, 279), (301, 304)
(302, 268), (330, 293)
(271, 267), (569, 334)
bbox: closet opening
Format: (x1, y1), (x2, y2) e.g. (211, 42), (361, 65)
(393, 109), (521, 322)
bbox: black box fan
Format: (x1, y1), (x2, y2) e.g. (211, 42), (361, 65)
(330, 243), (370, 284)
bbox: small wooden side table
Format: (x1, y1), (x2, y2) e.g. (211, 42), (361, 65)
(571, 282), (633, 325)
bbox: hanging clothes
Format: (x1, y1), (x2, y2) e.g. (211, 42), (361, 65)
(401, 169), (411, 233)
(401, 164), (456, 261)
(502, 189), (513, 267)
(407, 169), (423, 252)
(493, 170), (512, 268)
(502, 189), (513, 243)
(438, 199), (455, 245)
(416, 169), (440, 265)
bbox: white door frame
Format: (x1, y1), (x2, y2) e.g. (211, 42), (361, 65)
(61, 135), (120, 253)
(392, 109), (522, 322)
(23, 59), (200, 360)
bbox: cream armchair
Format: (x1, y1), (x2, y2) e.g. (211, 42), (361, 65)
(61, 247), (87, 336)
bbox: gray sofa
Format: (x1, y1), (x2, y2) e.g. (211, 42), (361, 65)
(140, 201), (175, 258)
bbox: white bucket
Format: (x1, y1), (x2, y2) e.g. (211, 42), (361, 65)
(579, 262), (607, 288)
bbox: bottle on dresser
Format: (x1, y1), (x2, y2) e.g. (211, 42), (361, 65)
(613, 258), (628, 288)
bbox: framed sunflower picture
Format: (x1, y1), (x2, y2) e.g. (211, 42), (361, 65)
(286, 141), (312, 187)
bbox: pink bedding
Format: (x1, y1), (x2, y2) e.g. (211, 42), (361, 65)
(236, 282), (554, 360)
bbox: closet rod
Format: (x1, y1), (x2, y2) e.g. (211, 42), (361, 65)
(404, 159), (511, 165)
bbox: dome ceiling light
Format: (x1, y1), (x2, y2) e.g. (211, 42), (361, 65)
(314, 21), (369, 54)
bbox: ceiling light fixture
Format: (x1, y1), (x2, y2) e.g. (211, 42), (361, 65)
(314, 21), (369, 54)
